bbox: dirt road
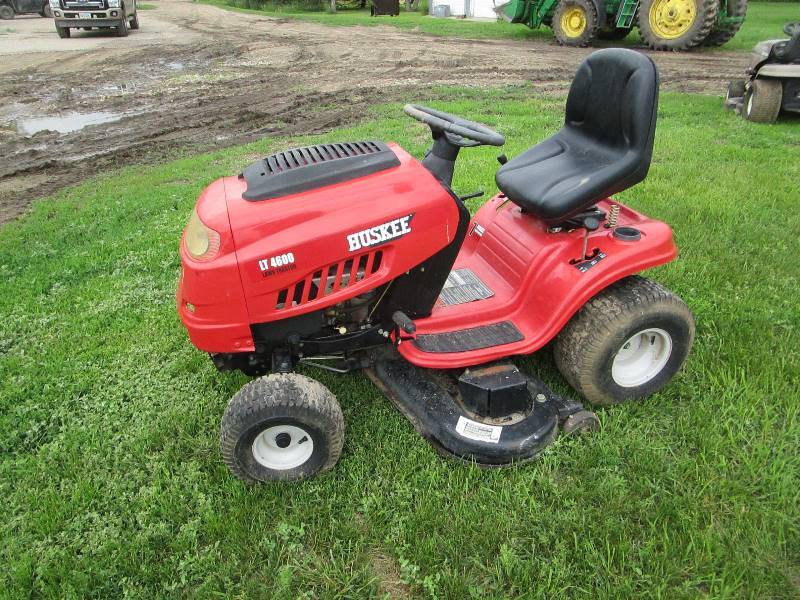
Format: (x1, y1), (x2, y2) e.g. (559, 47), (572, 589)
(0, 1), (747, 223)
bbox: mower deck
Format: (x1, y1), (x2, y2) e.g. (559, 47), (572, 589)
(368, 348), (587, 465)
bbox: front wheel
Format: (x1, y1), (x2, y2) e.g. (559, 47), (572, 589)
(552, 0), (598, 47)
(220, 373), (345, 483)
(554, 276), (695, 406)
(56, 24), (70, 37)
(637, 0), (719, 51)
(129, 11), (139, 29)
(116, 14), (128, 36)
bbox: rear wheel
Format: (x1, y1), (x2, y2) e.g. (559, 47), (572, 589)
(743, 79), (783, 124)
(552, 0), (598, 47)
(56, 24), (70, 37)
(742, 79), (783, 123)
(0, 5), (15, 19)
(220, 373), (345, 483)
(638, 0), (719, 51)
(554, 276), (695, 406)
(703, 0), (747, 47)
(129, 11), (139, 29)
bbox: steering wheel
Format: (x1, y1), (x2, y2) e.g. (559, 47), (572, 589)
(784, 22), (800, 37)
(403, 104), (505, 148)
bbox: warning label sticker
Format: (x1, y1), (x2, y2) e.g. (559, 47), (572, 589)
(455, 416), (502, 444)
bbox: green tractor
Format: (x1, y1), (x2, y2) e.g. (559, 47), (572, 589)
(496, 0), (747, 50)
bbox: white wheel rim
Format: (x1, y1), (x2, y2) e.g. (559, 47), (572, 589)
(746, 92), (754, 116)
(611, 328), (673, 387)
(251, 424), (314, 470)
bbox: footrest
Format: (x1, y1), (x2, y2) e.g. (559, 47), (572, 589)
(413, 321), (523, 353)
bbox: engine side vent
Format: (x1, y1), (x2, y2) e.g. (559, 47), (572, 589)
(240, 141), (400, 202)
(275, 250), (383, 310)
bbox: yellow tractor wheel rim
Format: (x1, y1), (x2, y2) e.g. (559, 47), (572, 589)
(560, 7), (587, 38)
(649, 0), (697, 40)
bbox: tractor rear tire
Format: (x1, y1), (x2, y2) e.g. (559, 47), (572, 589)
(597, 25), (632, 40)
(554, 276), (695, 406)
(743, 79), (783, 124)
(552, 0), (598, 47)
(703, 0), (747, 47)
(220, 373), (345, 483)
(638, 0), (719, 51)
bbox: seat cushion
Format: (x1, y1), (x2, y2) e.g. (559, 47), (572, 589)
(495, 130), (640, 223)
(495, 49), (658, 224)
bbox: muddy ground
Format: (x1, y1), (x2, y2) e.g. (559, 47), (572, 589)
(0, 0), (747, 223)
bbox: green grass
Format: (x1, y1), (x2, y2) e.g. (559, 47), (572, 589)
(138, 3), (157, 9)
(198, 0), (798, 51)
(1, 89), (799, 598)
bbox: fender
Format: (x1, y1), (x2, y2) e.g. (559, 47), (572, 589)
(397, 196), (676, 369)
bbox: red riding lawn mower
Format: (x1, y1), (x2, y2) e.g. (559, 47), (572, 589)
(177, 49), (695, 483)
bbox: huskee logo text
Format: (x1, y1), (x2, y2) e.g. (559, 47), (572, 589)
(346, 214), (414, 252)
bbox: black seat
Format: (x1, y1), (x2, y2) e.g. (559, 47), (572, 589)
(495, 49), (659, 224)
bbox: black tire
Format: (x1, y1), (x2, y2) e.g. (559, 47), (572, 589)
(703, 0), (747, 47)
(726, 78), (746, 101)
(597, 25), (632, 40)
(56, 24), (70, 37)
(743, 78), (783, 124)
(220, 373), (345, 483)
(552, 0), (598, 47)
(638, 0), (719, 51)
(0, 4), (15, 19)
(554, 276), (695, 406)
(116, 14), (128, 36)
(129, 11), (139, 29)
(42, 3), (53, 17)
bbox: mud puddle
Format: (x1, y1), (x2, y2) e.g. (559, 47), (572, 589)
(16, 111), (124, 137)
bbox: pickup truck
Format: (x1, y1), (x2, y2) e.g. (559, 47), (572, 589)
(0, 0), (53, 19)
(49, 0), (138, 37)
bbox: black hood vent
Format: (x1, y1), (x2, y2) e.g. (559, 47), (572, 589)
(240, 141), (400, 202)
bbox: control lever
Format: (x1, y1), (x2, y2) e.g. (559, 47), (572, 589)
(497, 154), (508, 165)
(459, 190), (484, 202)
(392, 311), (417, 335)
(580, 216), (600, 261)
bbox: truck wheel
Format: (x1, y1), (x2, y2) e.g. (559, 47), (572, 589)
(56, 24), (70, 37)
(40, 4), (53, 17)
(703, 0), (747, 47)
(597, 25), (631, 40)
(220, 373), (345, 483)
(743, 79), (783, 124)
(116, 14), (128, 36)
(554, 276), (695, 406)
(638, 0), (719, 51)
(552, 0), (598, 47)
(129, 11), (139, 29)
(0, 5), (14, 19)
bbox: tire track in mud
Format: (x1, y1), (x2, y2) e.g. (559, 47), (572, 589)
(0, 0), (747, 223)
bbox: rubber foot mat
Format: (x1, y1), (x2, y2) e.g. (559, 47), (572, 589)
(413, 321), (523, 353)
(437, 268), (494, 306)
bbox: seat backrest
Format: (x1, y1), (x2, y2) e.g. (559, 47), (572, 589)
(564, 48), (659, 187)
